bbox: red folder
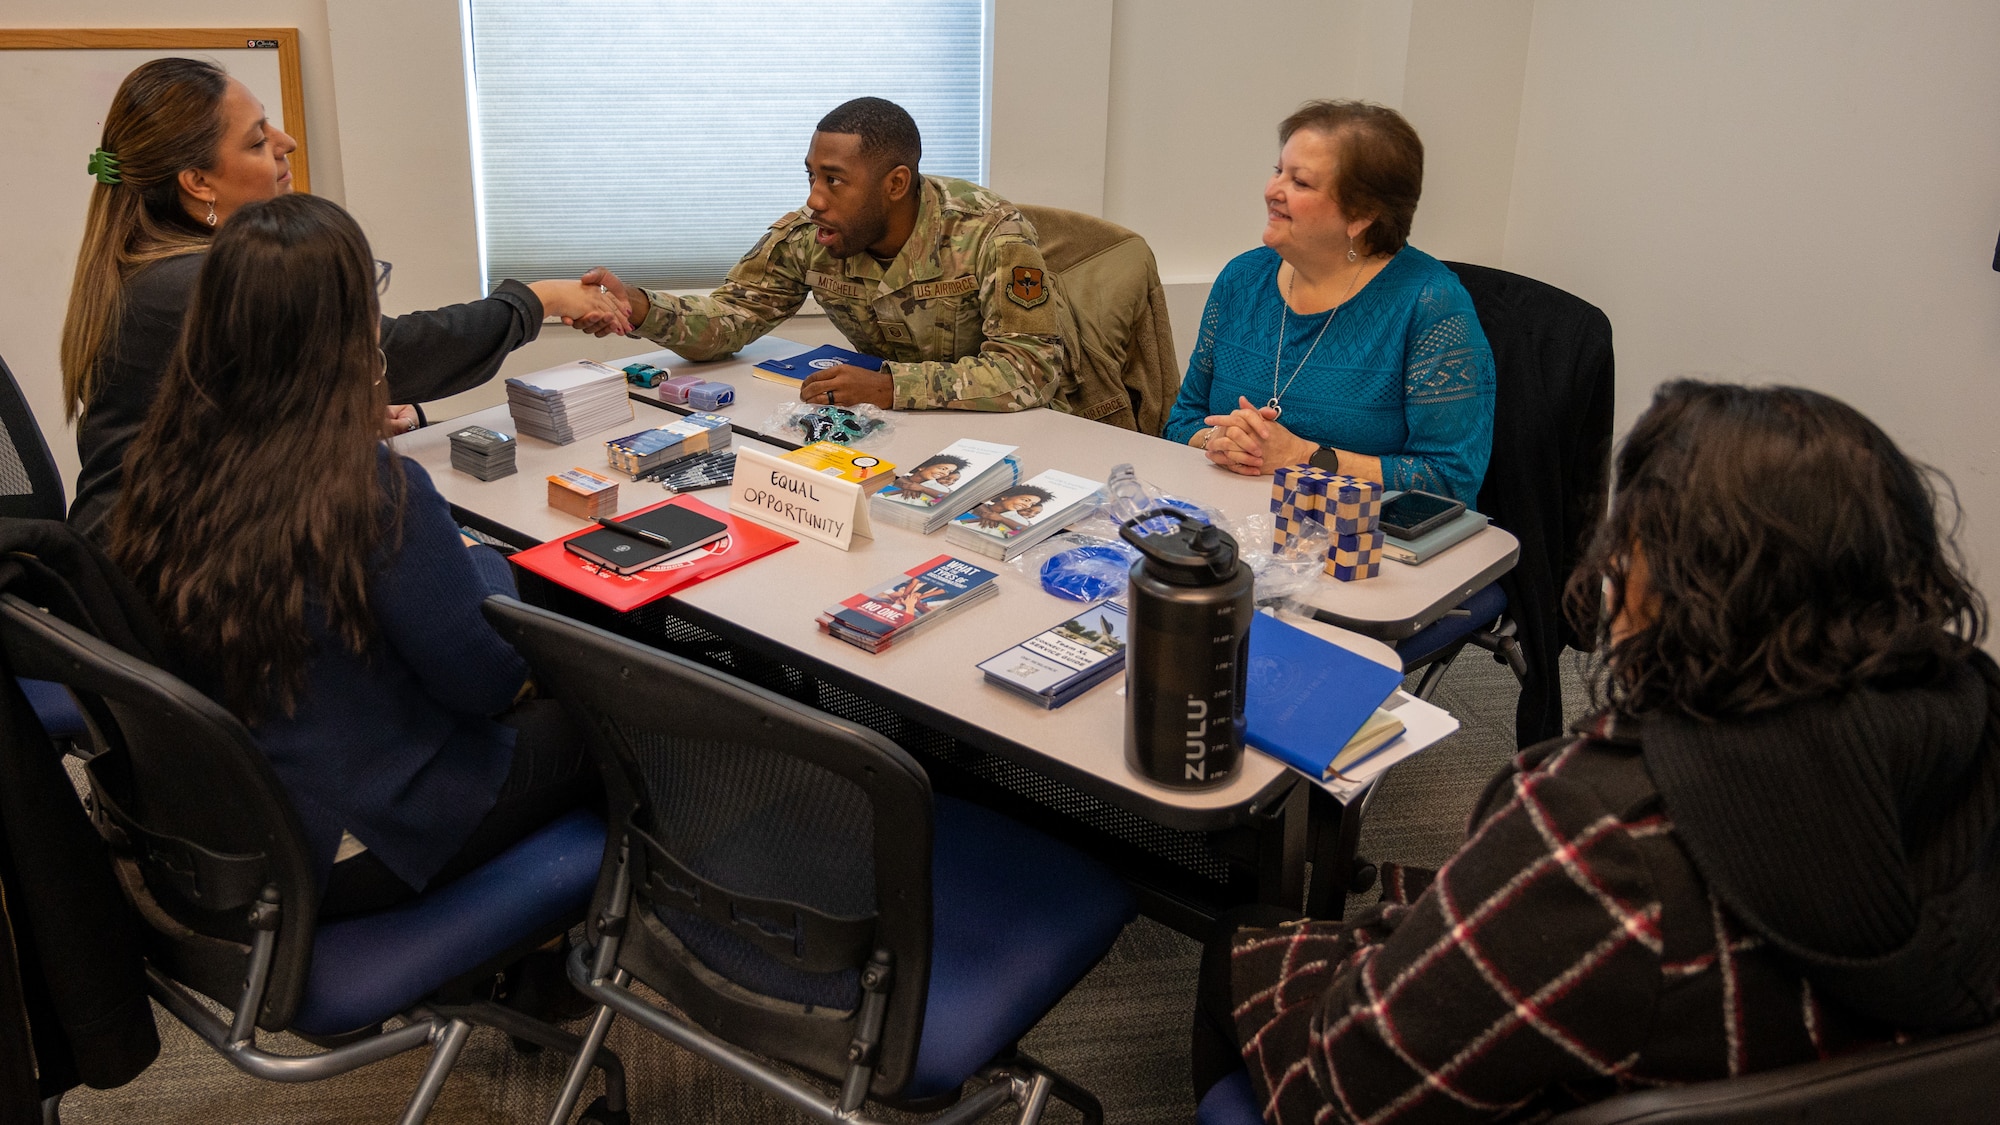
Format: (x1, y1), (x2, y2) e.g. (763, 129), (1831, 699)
(508, 495), (796, 612)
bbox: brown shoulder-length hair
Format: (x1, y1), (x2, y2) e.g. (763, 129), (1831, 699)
(108, 194), (401, 724)
(60, 57), (231, 420)
(1278, 99), (1424, 257)
(1566, 380), (1986, 721)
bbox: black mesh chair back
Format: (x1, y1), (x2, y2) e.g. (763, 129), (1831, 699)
(1446, 262), (1615, 745)
(0, 593), (320, 1030)
(0, 354), (67, 521)
(483, 596), (937, 1096)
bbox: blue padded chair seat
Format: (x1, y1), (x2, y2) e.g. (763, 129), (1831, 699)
(1197, 1067), (1260, 1125)
(907, 794), (1137, 1100)
(293, 809), (605, 1035)
(18, 676), (87, 741)
(1393, 580), (1507, 669)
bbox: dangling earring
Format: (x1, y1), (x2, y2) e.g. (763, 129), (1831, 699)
(1346, 240), (1359, 263)
(375, 347), (388, 386)
(204, 199), (217, 227)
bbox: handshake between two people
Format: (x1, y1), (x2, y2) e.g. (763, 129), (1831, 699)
(537, 265), (896, 409)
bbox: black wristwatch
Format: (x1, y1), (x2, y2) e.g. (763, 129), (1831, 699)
(1307, 446), (1342, 473)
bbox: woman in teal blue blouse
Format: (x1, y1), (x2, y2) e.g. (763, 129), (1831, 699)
(1165, 101), (1495, 502)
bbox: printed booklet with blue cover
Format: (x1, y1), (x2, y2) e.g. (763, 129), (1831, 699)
(1244, 613), (1407, 780)
(817, 554), (1001, 654)
(752, 344), (885, 386)
(979, 601), (1128, 708)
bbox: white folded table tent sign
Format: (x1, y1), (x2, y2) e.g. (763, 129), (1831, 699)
(729, 446), (874, 550)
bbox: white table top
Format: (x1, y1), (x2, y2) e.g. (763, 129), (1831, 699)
(393, 337), (1511, 826)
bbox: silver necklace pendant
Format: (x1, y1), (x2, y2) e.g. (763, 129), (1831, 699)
(1265, 398), (1283, 418)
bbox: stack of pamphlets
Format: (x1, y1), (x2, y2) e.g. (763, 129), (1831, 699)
(871, 439), (1021, 534)
(782, 442), (897, 488)
(604, 413), (732, 478)
(943, 469), (1102, 561)
(978, 601), (1128, 709)
(448, 425), (517, 481)
(649, 450), (737, 491)
(817, 555), (1000, 654)
(547, 467), (618, 520)
(506, 360), (633, 445)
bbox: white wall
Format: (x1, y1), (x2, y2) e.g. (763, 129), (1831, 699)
(1502, 0), (2000, 638)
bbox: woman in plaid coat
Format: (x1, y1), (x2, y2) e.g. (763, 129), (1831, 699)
(1196, 380), (2000, 1123)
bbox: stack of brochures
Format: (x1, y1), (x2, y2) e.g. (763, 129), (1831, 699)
(448, 425), (517, 481)
(978, 601), (1128, 709)
(817, 555), (1000, 654)
(547, 467), (618, 520)
(604, 413), (732, 478)
(506, 360), (633, 445)
(871, 438), (1022, 534)
(943, 469), (1102, 562)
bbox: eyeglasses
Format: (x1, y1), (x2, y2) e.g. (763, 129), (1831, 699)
(374, 259), (393, 295)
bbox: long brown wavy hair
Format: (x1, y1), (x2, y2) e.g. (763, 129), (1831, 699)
(108, 194), (402, 724)
(60, 58), (233, 420)
(1566, 380), (1986, 721)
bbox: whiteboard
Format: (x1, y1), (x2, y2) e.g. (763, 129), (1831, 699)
(0, 29), (307, 491)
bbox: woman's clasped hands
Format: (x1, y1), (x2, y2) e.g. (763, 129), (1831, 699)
(1202, 396), (1319, 475)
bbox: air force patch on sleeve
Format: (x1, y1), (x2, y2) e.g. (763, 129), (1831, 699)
(1008, 266), (1048, 309)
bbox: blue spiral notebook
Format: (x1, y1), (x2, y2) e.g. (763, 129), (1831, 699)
(1245, 613), (1407, 780)
(752, 344), (885, 385)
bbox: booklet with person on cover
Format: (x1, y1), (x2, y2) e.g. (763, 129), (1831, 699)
(816, 554), (1000, 654)
(943, 469), (1102, 561)
(871, 438), (1022, 534)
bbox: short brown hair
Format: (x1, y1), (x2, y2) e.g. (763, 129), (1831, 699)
(1278, 100), (1423, 257)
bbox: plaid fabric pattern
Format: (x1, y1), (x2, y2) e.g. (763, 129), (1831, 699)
(1232, 726), (1900, 1124)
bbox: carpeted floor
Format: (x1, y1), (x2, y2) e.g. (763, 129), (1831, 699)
(56, 652), (1597, 1125)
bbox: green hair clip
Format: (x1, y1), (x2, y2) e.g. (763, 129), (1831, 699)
(86, 148), (121, 185)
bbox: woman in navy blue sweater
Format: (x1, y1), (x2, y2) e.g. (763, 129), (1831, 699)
(106, 194), (593, 919)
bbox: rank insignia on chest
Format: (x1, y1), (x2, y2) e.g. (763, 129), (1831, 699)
(879, 321), (914, 344)
(1008, 266), (1048, 309)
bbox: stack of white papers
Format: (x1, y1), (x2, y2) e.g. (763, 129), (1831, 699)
(506, 360), (633, 445)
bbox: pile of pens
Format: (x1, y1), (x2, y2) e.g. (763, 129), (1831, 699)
(647, 449), (737, 492)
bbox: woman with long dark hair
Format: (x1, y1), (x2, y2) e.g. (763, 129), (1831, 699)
(109, 193), (593, 917)
(1194, 380), (1999, 1123)
(63, 57), (627, 537)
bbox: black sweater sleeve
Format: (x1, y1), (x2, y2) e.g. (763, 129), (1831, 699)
(380, 278), (544, 403)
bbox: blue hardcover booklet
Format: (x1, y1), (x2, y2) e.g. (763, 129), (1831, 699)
(753, 344), (885, 383)
(1245, 613), (1406, 780)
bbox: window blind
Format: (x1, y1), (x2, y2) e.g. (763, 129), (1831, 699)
(464, 0), (990, 291)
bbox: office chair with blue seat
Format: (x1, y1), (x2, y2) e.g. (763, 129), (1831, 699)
(482, 595), (1136, 1125)
(0, 592), (627, 1125)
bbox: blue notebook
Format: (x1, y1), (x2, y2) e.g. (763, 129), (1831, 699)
(752, 344), (885, 384)
(1245, 613), (1407, 780)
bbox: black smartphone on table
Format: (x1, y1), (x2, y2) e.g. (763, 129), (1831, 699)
(1379, 490), (1466, 540)
(563, 505), (730, 574)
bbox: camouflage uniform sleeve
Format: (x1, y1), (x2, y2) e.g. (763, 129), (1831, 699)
(632, 215), (812, 361)
(886, 226), (1069, 412)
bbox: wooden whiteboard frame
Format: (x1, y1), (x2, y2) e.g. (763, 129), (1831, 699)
(0, 28), (310, 192)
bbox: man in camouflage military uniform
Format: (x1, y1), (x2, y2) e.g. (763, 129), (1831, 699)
(581, 97), (1073, 413)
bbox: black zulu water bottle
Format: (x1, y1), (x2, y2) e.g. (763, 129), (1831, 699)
(1120, 510), (1254, 789)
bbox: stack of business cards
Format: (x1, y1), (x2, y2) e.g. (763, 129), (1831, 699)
(978, 601), (1128, 709)
(816, 555), (1000, 654)
(548, 467), (618, 520)
(448, 425), (517, 481)
(871, 438), (1021, 534)
(605, 413), (732, 478)
(506, 360), (633, 445)
(944, 469), (1102, 561)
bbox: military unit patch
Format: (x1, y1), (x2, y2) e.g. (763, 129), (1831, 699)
(1008, 266), (1048, 309)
